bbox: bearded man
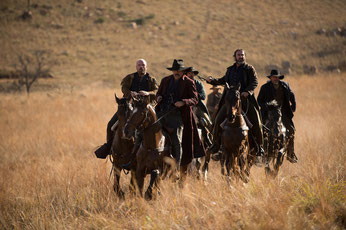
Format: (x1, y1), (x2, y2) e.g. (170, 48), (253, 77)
(206, 49), (264, 160)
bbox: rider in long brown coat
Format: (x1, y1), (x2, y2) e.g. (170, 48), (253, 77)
(156, 59), (205, 168)
(206, 49), (265, 159)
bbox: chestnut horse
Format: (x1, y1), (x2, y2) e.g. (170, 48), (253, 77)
(110, 95), (136, 198)
(263, 100), (287, 177)
(220, 84), (251, 183)
(123, 96), (175, 200)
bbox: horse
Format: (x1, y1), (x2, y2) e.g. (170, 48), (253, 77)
(110, 95), (136, 199)
(123, 95), (175, 200)
(263, 100), (287, 177)
(190, 107), (212, 181)
(220, 84), (250, 183)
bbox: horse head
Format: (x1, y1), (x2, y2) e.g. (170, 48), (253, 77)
(123, 95), (153, 139)
(224, 83), (241, 123)
(115, 94), (133, 125)
(265, 100), (282, 138)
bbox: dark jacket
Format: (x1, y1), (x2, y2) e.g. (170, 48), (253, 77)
(121, 72), (158, 102)
(209, 63), (260, 113)
(257, 80), (296, 120)
(194, 79), (209, 115)
(156, 75), (205, 166)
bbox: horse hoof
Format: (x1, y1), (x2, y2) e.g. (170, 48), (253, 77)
(144, 191), (153, 201)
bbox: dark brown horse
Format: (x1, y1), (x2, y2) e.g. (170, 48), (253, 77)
(220, 84), (251, 183)
(263, 100), (287, 177)
(110, 95), (136, 198)
(123, 96), (175, 200)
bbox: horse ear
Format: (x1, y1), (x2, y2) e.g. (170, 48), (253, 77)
(115, 93), (120, 103)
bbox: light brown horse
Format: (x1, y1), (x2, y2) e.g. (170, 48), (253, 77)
(221, 84), (251, 183)
(110, 95), (136, 199)
(123, 96), (175, 200)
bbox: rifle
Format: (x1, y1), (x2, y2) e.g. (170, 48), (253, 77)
(197, 75), (209, 82)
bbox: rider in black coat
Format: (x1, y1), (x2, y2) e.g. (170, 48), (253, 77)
(257, 69), (298, 163)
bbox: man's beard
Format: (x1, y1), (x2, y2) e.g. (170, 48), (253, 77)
(236, 59), (245, 64)
(138, 69), (146, 76)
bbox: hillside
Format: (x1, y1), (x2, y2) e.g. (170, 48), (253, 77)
(0, 0), (346, 90)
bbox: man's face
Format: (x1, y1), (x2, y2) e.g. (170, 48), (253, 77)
(186, 71), (194, 79)
(213, 88), (219, 94)
(270, 76), (280, 85)
(136, 60), (147, 75)
(235, 50), (245, 64)
(172, 70), (184, 79)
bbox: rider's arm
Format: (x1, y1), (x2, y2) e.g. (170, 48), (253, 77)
(121, 74), (134, 98)
(287, 83), (296, 112)
(181, 78), (198, 106)
(244, 65), (258, 96)
(257, 84), (267, 111)
(195, 80), (206, 101)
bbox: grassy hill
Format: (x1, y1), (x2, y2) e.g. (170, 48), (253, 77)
(0, 75), (345, 229)
(1, 0), (346, 90)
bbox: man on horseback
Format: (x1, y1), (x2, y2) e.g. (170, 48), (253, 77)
(156, 59), (205, 170)
(206, 49), (265, 160)
(207, 85), (222, 122)
(95, 59), (158, 158)
(257, 69), (298, 163)
(186, 67), (213, 147)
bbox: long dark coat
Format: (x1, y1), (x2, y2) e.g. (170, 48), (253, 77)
(156, 75), (206, 166)
(257, 80), (296, 120)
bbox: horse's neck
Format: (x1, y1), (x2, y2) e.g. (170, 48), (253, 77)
(142, 105), (164, 150)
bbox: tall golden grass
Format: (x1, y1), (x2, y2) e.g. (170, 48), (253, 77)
(0, 75), (345, 229)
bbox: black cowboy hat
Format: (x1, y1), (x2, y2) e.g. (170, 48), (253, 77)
(267, 69), (284, 79)
(186, 66), (199, 75)
(167, 59), (191, 71)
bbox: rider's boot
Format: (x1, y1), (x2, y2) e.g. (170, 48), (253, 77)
(94, 131), (114, 158)
(286, 136), (298, 163)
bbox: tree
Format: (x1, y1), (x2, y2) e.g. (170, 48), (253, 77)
(14, 50), (52, 95)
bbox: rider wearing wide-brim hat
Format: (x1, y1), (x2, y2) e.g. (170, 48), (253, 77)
(156, 59), (206, 168)
(257, 69), (298, 163)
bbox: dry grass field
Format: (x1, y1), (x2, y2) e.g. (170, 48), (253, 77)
(1, 0), (346, 229)
(0, 74), (345, 229)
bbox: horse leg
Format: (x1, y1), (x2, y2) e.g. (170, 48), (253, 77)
(220, 151), (226, 175)
(135, 167), (145, 197)
(129, 169), (136, 195)
(113, 166), (125, 199)
(178, 164), (188, 188)
(202, 149), (211, 181)
(145, 169), (160, 201)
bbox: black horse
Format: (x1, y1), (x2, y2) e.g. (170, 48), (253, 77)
(263, 100), (287, 177)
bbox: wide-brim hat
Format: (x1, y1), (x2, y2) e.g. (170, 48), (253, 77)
(167, 59), (191, 71)
(210, 85), (221, 90)
(267, 69), (284, 79)
(186, 66), (199, 75)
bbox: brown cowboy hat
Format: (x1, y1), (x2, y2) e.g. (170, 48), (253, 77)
(167, 59), (191, 71)
(267, 69), (284, 79)
(186, 66), (199, 75)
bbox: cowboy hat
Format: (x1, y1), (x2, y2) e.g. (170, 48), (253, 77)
(186, 66), (199, 75)
(267, 69), (284, 79)
(167, 59), (191, 71)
